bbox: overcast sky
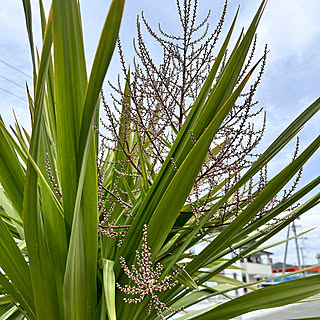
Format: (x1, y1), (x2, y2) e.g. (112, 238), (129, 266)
(0, 0), (319, 265)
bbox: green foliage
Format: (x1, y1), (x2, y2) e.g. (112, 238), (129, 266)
(0, 0), (319, 319)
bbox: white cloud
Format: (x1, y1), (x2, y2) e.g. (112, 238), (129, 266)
(230, 0), (320, 64)
(0, 1), (23, 43)
(258, 0), (320, 59)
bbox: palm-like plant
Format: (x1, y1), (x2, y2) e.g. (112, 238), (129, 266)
(0, 0), (319, 319)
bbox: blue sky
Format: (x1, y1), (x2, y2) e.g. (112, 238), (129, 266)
(0, 0), (319, 265)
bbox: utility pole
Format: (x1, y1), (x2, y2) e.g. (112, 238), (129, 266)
(300, 247), (305, 267)
(300, 237), (307, 268)
(292, 221), (302, 271)
(283, 222), (303, 279)
(282, 225), (290, 278)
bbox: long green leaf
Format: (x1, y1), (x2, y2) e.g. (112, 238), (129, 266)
(196, 192), (320, 285)
(187, 136), (320, 273)
(0, 120), (25, 216)
(22, 0), (36, 86)
(78, 0), (125, 165)
(22, 7), (65, 319)
(0, 295), (15, 305)
(192, 275), (320, 320)
(0, 188), (24, 239)
(231, 175), (320, 243)
(52, 0), (87, 235)
(246, 227), (315, 257)
(174, 305), (216, 320)
(8, 122), (63, 215)
(63, 1), (125, 319)
(0, 117), (27, 165)
(174, 263), (320, 316)
(0, 218), (34, 317)
(51, 1), (95, 319)
(209, 274), (258, 291)
(160, 192), (320, 314)
(167, 98), (320, 277)
(103, 259), (117, 320)
(148, 66), (258, 258)
(174, 266), (199, 291)
(153, 290), (213, 320)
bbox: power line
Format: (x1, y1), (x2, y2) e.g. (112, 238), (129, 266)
(0, 87), (27, 102)
(0, 58), (32, 79)
(0, 74), (25, 89)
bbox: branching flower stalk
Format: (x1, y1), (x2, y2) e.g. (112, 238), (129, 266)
(116, 225), (185, 319)
(99, 0), (267, 223)
(41, 0), (303, 252)
(96, 0), (303, 242)
(45, 152), (63, 200)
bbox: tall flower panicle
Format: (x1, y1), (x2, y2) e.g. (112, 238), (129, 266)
(117, 224), (184, 319)
(100, 0), (270, 226)
(45, 152), (63, 200)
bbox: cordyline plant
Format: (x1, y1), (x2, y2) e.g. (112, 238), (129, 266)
(0, 0), (319, 319)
